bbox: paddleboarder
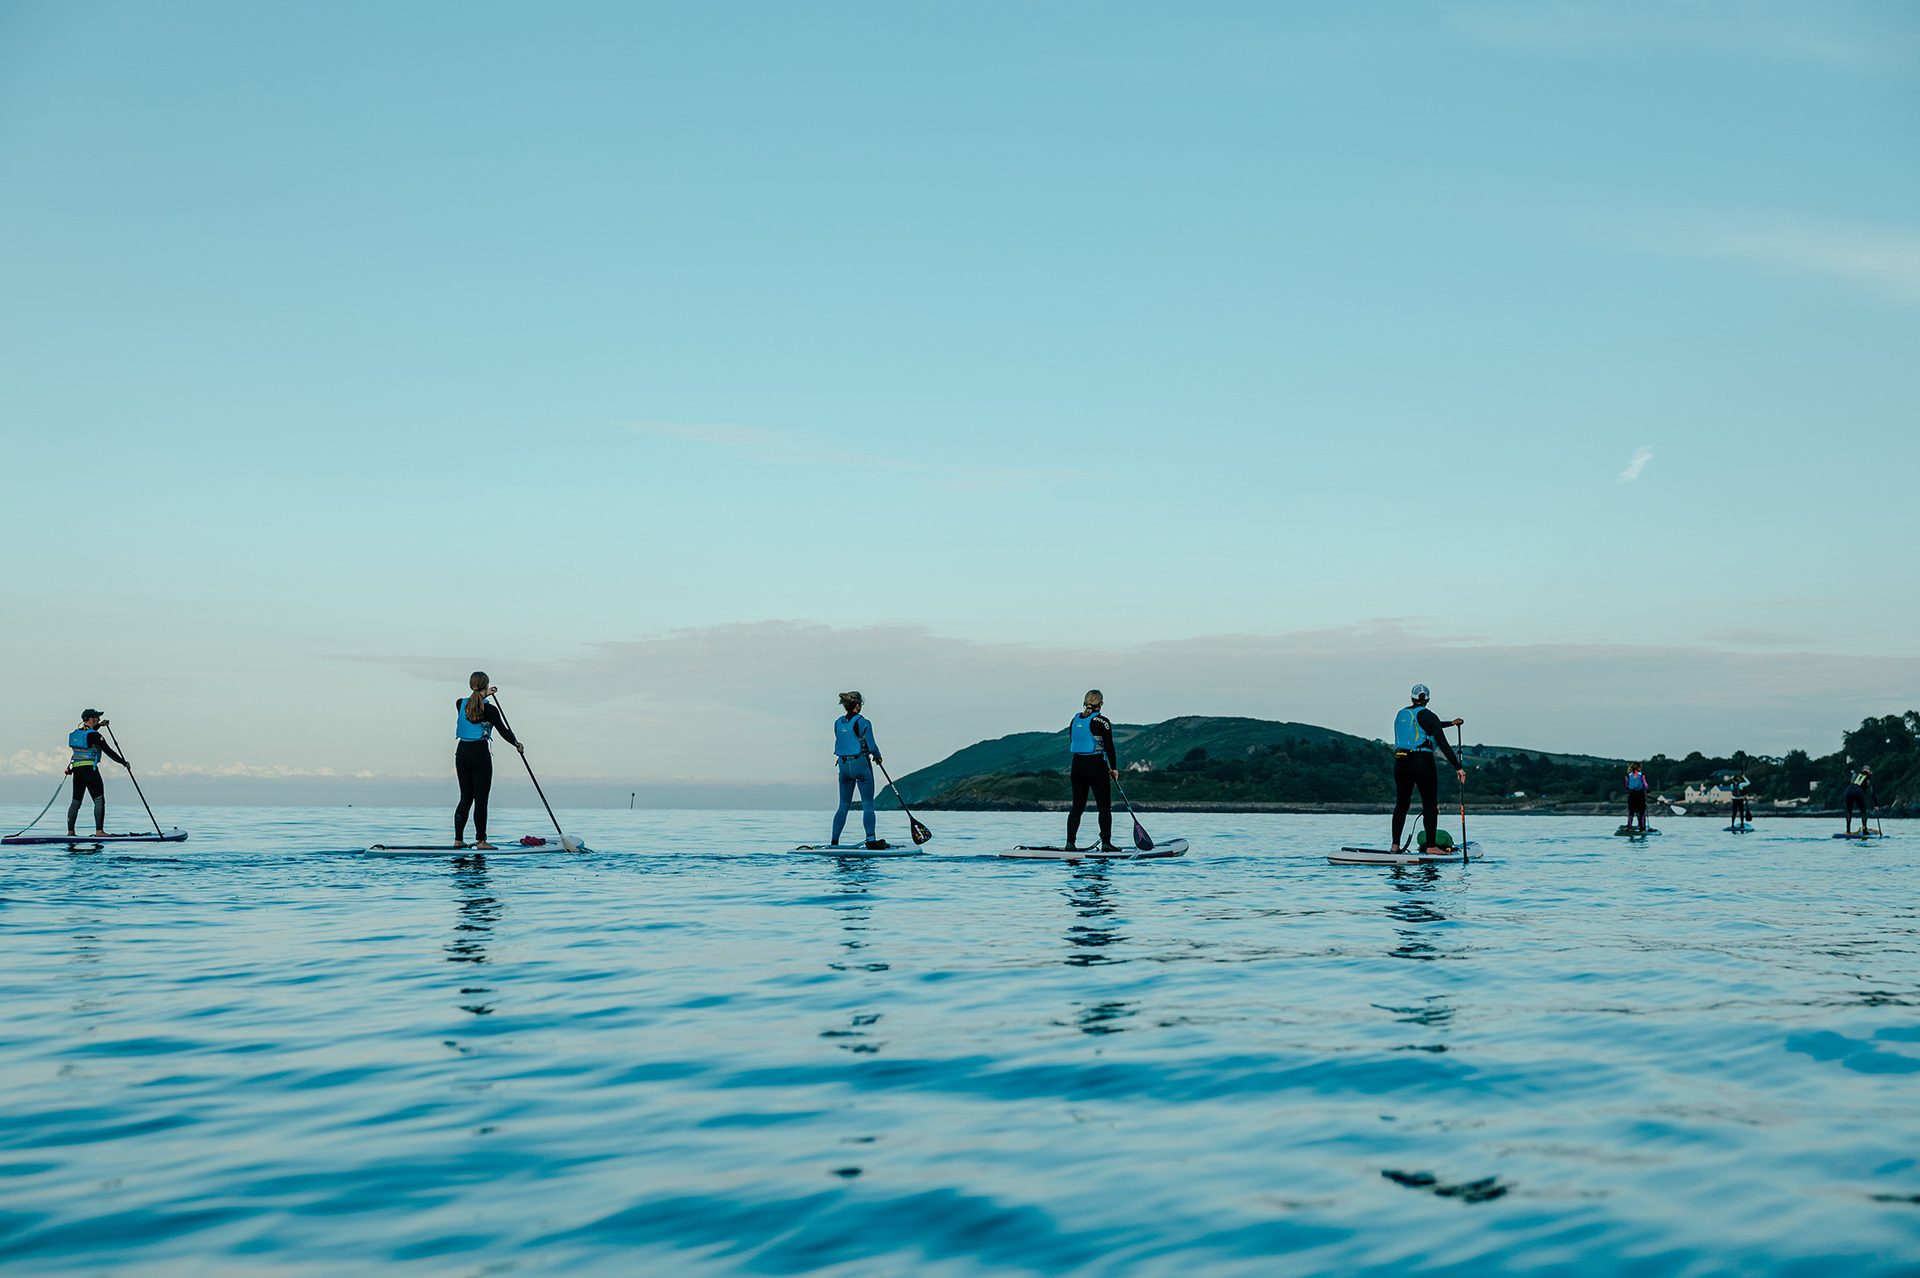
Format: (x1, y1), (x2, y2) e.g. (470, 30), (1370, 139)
(1624, 762), (1653, 835)
(1390, 684), (1466, 853)
(1730, 773), (1752, 827)
(830, 692), (886, 849)
(1067, 690), (1121, 852)
(1843, 766), (1877, 836)
(456, 672), (522, 851)
(64, 709), (128, 837)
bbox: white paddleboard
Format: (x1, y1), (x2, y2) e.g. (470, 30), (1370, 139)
(1833, 831), (1886, 840)
(792, 843), (925, 858)
(1615, 827), (1661, 837)
(364, 837), (584, 855)
(997, 839), (1188, 861)
(1329, 843), (1482, 865)
(3, 827), (189, 846)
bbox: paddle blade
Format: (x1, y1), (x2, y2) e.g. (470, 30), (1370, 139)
(1132, 816), (1154, 852)
(909, 817), (933, 845)
(559, 834), (586, 853)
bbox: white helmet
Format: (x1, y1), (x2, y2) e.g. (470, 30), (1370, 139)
(1410, 683), (1431, 701)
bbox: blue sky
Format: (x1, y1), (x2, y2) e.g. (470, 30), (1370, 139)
(2, 1), (1915, 797)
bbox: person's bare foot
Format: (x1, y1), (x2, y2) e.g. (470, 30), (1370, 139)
(474, 841), (497, 851)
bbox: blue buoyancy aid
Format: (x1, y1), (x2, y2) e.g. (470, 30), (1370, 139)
(1393, 705), (1433, 753)
(1626, 771), (1649, 791)
(69, 727), (101, 767)
(834, 714), (873, 759)
(455, 697), (493, 742)
(1070, 712), (1104, 755)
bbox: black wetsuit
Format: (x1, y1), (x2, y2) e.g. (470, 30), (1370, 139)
(1067, 713), (1118, 849)
(455, 704), (519, 843)
(66, 731), (127, 834)
(1625, 774), (1651, 832)
(1844, 778), (1876, 829)
(1390, 707), (1464, 850)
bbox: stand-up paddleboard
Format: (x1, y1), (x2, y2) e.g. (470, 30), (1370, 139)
(1726, 822), (1754, 833)
(998, 839), (1188, 861)
(1616, 826), (1660, 837)
(1833, 831), (1886, 840)
(792, 842), (924, 858)
(1330, 843), (1482, 866)
(3, 828), (188, 846)
(365, 835), (586, 855)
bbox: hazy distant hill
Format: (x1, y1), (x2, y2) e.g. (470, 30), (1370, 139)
(890, 710), (1920, 813)
(891, 716), (1375, 803)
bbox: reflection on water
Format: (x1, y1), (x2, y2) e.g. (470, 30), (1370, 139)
(1385, 867), (1452, 963)
(1063, 865), (1139, 1036)
(821, 861), (887, 1054)
(445, 857), (499, 1016)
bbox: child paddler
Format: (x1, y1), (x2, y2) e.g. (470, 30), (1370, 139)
(65, 709), (129, 837)
(1391, 684), (1466, 853)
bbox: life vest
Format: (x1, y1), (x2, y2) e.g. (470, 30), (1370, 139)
(455, 697), (493, 743)
(834, 714), (870, 758)
(1851, 770), (1871, 788)
(1626, 772), (1648, 791)
(1393, 705), (1433, 753)
(1070, 711), (1104, 755)
(69, 728), (101, 768)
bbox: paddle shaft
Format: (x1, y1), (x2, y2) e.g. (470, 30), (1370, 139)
(854, 719), (931, 844)
(1455, 726), (1468, 863)
(103, 725), (163, 835)
(1111, 772), (1155, 851)
(487, 695), (568, 841)
(871, 756), (932, 844)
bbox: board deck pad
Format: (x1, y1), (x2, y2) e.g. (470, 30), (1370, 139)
(998, 839), (1188, 861)
(792, 843), (924, 858)
(3, 828), (188, 846)
(1833, 832), (1886, 840)
(1330, 843), (1483, 865)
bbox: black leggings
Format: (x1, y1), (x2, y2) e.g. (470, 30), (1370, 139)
(1846, 790), (1869, 825)
(67, 768), (105, 833)
(455, 741), (493, 842)
(1392, 752), (1439, 848)
(1067, 754), (1112, 847)
(1627, 790), (1649, 831)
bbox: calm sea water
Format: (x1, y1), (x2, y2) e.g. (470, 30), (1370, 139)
(1, 805), (1916, 1276)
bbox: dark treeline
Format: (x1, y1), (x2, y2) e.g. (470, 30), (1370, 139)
(929, 711), (1920, 812)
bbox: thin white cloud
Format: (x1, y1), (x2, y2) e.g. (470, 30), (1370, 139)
(0, 751), (387, 780)
(1632, 217), (1920, 306)
(1619, 446), (1653, 482)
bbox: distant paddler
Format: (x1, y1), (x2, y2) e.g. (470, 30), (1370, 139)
(830, 691), (886, 849)
(64, 709), (129, 838)
(455, 672), (522, 851)
(1624, 762), (1653, 836)
(1842, 766), (1877, 836)
(1730, 772), (1752, 827)
(1067, 690), (1122, 852)
(1391, 684), (1466, 853)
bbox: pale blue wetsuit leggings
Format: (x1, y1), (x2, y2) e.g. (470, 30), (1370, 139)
(833, 756), (877, 843)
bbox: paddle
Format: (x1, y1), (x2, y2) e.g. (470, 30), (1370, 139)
(103, 724), (163, 836)
(853, 719), (931, 845)
(486, 694), (583, 853)
(11, 776), (67, 838)
(1455, 725), (1469, 863)
(1111, 771), (1155, 851)
(872, 757), (933, 845)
